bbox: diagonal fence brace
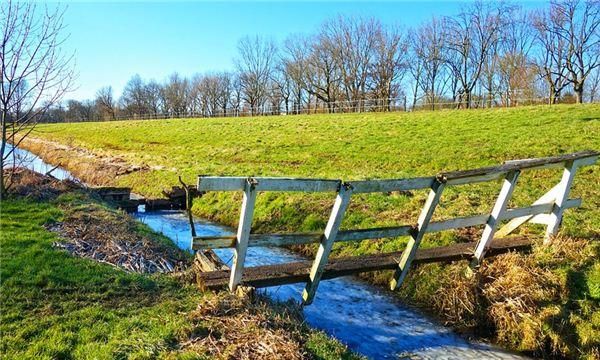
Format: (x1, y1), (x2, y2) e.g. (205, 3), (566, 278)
(390, 179), (445, 290)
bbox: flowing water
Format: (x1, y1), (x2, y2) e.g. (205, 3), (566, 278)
(9, 145), (527, 359)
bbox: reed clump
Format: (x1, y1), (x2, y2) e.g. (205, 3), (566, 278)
(402, 237), (599, 359)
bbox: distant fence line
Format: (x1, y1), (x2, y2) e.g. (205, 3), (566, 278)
(43, 96), (598, 123)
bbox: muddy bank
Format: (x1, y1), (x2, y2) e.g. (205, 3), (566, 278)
(18, 137), (152, 185)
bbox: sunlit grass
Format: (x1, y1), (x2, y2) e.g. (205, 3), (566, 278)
(25, 103), (600, 358)
(31, 104), (599, 244)
(0, 195), (361, 359)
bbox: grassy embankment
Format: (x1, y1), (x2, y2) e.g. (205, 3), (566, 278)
(0, 171), (360, 359)
(22, 104), (600, 358)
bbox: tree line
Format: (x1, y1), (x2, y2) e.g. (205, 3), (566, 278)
(45, 0), (600, 122)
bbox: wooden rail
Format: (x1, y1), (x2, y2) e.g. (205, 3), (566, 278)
(193, 150), (598, 304)
(198, 237), (534, 289)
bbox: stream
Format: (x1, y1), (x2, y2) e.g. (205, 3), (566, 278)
(8, 145), (526, 359)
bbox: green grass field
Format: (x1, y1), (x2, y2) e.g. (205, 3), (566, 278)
(30, 105), (599, 239)
(23, 104), (600, 358)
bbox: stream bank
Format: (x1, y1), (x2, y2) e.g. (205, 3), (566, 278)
(1, 167), (360, 359)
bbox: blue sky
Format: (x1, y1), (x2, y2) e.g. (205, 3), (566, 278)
(58, 1), (546, 100)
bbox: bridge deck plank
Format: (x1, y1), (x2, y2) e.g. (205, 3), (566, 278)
(198, 236), (533, 289)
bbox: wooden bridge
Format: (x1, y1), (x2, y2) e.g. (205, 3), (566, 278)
(192, 151), (598, 304)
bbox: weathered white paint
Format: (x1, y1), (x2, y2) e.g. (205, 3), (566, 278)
(198, 176), (341, 192)
(390, 181), (445, 290)
(302, 185), (353, 304)
(229, 180), (257, 291)
(349, 177), (435, 193)
(471, 170), (520, 267)
(544, 160), (579, 243)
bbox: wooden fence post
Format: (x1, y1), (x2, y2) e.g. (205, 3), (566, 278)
(302, 183), (353, 304)
(229, 178), (258, 291)
(544, 160), (578, 244)
(390, 180), (445, 290)
(470, 170), (520, 268)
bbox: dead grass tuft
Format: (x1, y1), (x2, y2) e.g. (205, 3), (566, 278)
(431, 263), (479, 329)
(50, 204), (189, 273)
(6, 167), (80, 200)
(533, 235), (597, 268)
(182, 293), (309, 360)
(480, 252), (561, 351)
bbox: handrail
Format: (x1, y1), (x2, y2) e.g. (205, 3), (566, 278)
(193, 150), (598, 304)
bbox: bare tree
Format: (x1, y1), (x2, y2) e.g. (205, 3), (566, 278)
(408, 45), (424, 109)
(121, 74), (148, 118)
(497, 7), (536, 106)
(411, 17), (448, 109)
(532, 7), (572, 104)
(162, 72), (189, 117)
(1, 0), (75, 197)
(65, 99), (96, 122)
(368, 25), (408, 111)
(552, 0), (600, 103)
(95, 86), (117, 120)
(282, 35), (311, 113)
(230, 73), (243, 116)
(217, 72), (233, 116)
(272, 64), (293, 114)
(144, 80), (163, 116)
(324, 17), (380, 111)
(444, 1), (505, 108)
(302, 33), (343, 112)
(586, 66), (600, 101)
(236, 36), (277, 115)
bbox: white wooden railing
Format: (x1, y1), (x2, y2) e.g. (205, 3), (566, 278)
(193, 150), (598, 304)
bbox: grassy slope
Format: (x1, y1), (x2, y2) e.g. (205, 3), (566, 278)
(0, 192), (360, 359)
(26, 104), (600, 357)
(31, 105), (599, 241)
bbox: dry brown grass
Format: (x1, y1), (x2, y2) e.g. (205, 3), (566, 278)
(18, 137), (148, 185)
(401, 236), (598, 358)
(5, 167), (80, 200)
(181, 293), (312, 360)
(480, 251), (561, 351)
(431, 263), (480, 330)
(49, 205), (190, 273)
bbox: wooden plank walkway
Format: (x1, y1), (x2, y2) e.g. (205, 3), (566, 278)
(198, 236), (533, 289)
